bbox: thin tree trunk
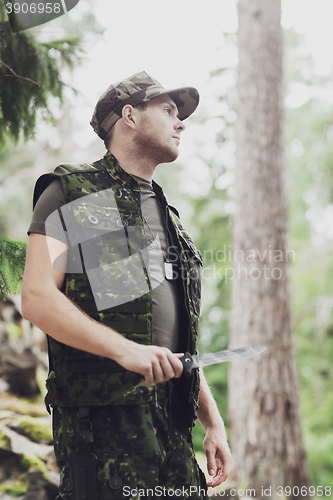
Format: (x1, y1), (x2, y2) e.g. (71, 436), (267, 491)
(228, 0), (311, 497)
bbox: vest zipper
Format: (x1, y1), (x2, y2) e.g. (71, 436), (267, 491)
(163, 203), (193, 353)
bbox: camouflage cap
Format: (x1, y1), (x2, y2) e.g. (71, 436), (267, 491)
(90, 71), (199, 140)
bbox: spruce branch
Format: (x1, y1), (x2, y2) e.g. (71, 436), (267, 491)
(0, 267), (10, 300)
(0, 61), (41, 87)
(0, 237), (27, 300)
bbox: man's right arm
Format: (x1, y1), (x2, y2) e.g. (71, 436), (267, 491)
(21, 233), (183, 385)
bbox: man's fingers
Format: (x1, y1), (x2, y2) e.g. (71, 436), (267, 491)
(206, 455), (232, 487)
(153, 359), (168, 383)
(205, 448), (217, 477)
(127, 346), (186, 384)
(158, 351), (183, 382)
(207, 469), (227, 488)
(206, 461), (223, 488)
(141, 349), (180, 384)
(205, 448), (231, 486)
(169, 352), (184, 378)
(155, 349), (183, 381)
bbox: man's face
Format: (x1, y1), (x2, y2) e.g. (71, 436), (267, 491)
(133, 95), (186, 165)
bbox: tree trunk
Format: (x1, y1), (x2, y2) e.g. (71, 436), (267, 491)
(228, 0), (311, 497)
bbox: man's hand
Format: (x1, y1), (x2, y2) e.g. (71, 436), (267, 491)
(116, 343), (184, 385)
(203, 426), (232, 487)
(197, 369), (232, 487)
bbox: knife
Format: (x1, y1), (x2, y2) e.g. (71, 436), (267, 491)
(180, 346), (266, 377)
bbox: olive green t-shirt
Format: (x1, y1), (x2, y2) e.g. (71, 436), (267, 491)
(28, 176), (180, 352)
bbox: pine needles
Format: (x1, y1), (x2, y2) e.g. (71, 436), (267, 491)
(0, 3), (82, 148)
(0, 5), (84, 300)
(0, 237), (27, 300)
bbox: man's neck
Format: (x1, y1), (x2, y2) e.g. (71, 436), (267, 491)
(108, 146), (157, 182)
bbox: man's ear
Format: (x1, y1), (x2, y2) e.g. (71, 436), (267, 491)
(122, 105), (138, 130)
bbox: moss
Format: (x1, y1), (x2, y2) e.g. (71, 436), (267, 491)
(13, 416), (53, 444)
(0, 427), (12, 449)
(36, 367), (48, 398)
(6, 322), (23, 341)
(19, 454), (49, 480)
(1, 392), (46, 417)
(0, 474), (28, 497)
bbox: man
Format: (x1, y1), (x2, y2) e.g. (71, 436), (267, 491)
(22, 71), (231, 499)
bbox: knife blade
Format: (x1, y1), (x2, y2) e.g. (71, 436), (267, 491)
(180, 346), (266, 377)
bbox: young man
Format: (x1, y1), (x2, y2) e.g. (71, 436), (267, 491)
(22, 71), (231, 499)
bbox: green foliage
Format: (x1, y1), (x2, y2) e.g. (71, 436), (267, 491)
(0, 2), (82, 147)
(305, 431), (333, 488)
(0, 0), (93, 301)
(43, 36), (82, 71)
(0, 474), (28, 497)
(19, 453), (49, 478)
(0, 237), (26, 299)
(281, 29), (333, 488)
(6, 321), (23, 340)
(2, 392), (47, 417)
(0, 427), (12, 448)
(12, 416), (53, 444)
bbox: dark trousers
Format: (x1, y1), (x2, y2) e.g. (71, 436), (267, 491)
(53, 382), (208, 499)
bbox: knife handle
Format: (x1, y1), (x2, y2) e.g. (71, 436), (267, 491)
(179, 352), (193, 377)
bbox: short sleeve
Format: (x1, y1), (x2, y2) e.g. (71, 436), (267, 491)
(28, 179), (67, 243)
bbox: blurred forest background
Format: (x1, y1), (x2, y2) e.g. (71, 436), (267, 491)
(0, 0), (333, 498)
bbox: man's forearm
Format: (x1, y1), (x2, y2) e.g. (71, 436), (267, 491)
(22, 282), (131, 361)
(197, 369), (226, 432)
(22, 284), (183, 385)
(197, 369), (232, 485)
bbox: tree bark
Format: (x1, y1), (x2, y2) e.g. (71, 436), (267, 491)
(228, 0), (311, 497)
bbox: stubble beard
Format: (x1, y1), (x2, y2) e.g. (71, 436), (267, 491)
(134, 114), (179, 166)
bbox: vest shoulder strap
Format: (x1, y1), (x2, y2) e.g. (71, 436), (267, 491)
(32, 161), (104, 208)
(54, 162), (102, 175)
(168, 204), (180, 219)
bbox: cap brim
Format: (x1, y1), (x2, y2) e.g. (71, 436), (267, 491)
(144, 86), (199, 121)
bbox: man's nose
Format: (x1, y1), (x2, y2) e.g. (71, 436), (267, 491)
(175, 118), (186, 132)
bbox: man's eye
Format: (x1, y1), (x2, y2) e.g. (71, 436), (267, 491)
(165, 108), (171, 114)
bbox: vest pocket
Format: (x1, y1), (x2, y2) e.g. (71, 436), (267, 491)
(62, 371), (154, 407)
(58, 455), (139, 499)
(97, 455), (138, 499)
(58, 461), (73, 499)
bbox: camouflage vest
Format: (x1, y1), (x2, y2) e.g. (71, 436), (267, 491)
(34, 153), (202, 424)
